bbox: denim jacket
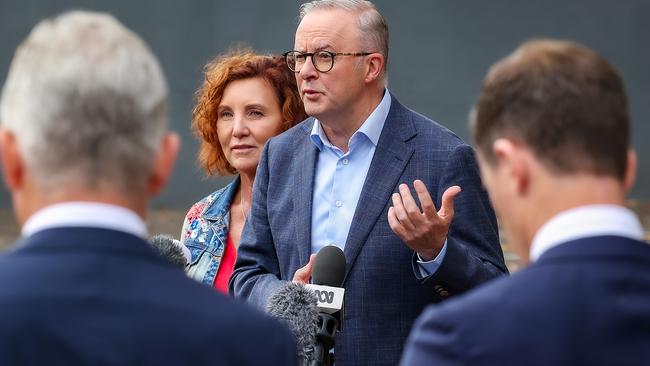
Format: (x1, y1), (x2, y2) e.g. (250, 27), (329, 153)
(180, 177), (239, 286)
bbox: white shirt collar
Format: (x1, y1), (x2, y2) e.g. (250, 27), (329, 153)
(530, 204), (644, 262)
(22, 202), (148, 238)
(310, 89), (392, 150)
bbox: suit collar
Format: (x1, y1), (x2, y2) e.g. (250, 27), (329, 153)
(13, 227), (164, 263)
(22, 202), (147, 238)
(535, 235), (650, 265)
(342, 95), (416, 280)
(295, 121), (319, 266)
(202, 177), (240, 221)
(530, 205), (644, 262)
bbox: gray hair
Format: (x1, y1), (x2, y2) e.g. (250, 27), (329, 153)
(299, 0), (389, 76)
(0, 11), (168, 196)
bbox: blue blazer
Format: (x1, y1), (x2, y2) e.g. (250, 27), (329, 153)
(0, 227), (296, 366)
(231, 95), (507, 365)
(401, 235), (650, 366)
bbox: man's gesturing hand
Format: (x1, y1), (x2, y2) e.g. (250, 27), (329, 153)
(388, 180), (461, 261)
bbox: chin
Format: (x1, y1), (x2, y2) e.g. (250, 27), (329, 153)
(303, 101), (323, 115)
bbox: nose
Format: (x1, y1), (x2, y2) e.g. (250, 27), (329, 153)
(298, 55), (318, 81)
(232, 115), (249, 138)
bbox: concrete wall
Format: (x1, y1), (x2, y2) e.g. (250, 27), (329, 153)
(1, 0), (648, 211)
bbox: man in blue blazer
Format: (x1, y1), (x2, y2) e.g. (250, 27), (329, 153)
(401, 39), (650, 365)
(0, 11), (296, 366)
(230, 1), (507, 364)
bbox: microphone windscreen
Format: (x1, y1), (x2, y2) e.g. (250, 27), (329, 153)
(312, 245), (346, 287)
(148, 234), (190, 268)
(266, 282), (319, 366)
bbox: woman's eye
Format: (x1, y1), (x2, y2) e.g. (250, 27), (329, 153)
(249, 110), (264, 118)
(219, 111), (233, 119)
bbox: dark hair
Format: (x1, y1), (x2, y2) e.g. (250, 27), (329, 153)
(472, 39), (630, 180)
(192, 49), (307, 175)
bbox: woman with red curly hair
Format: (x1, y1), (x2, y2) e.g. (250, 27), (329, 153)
(180, 50), (306, 293)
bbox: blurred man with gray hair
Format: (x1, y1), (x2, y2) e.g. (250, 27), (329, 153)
(0, 11), (296, 365)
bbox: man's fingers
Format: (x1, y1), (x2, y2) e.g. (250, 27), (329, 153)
(398, 184), (421, 215)
(388, 206), (407, 238)
(292, 254), (316, 284)
(439, 185), (461, 221)
(391, 192), (415, 231)
(413, 180), (436, 217)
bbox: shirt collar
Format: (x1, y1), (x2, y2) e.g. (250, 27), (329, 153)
(530, 204), (644, 262)
(310, 89), (392, 151)
(22, 202), (148, 238)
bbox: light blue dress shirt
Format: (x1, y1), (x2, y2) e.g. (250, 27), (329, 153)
(309, 90), (447, 276)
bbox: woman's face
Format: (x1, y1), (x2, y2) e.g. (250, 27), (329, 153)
(217, 77), (284, 177)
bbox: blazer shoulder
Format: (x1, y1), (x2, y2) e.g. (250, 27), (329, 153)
(269, 117), (314, 146)
(391, 100), (466, 150)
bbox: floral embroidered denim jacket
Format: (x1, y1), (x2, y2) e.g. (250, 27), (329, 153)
(180, 177), (239, 286)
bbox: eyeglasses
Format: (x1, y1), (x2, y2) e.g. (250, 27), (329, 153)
(283, 50), (375, 73)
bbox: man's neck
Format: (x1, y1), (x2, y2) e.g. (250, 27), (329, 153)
(318, 88), (384, 153)
(523, 173), (628, 250)
(17, 188), (148, 227)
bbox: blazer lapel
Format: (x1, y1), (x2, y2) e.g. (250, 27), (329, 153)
(294, 119), (319, 266)
(343, 98), (416, 279)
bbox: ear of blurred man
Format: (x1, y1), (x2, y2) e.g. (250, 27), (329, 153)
(0, 129), (24, 193)
(623, 149), (637, 194)
(491, 138), (532, 198)
(0, 128), (36, 226)
(146, 132), (180, 197)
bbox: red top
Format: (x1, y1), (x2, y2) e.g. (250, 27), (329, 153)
(213, 234), (237, 294)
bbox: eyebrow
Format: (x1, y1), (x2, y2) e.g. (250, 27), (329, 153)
(295, 43), (333, 52)
(314, 44), (333, 52)
(245, 104), (267, 110)
(217, 103), (267, 111)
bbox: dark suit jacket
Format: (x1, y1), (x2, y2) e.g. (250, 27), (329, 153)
(231, 95), (507, 365)
(401, 235), (650, 366)
(0, 227), (296, 366)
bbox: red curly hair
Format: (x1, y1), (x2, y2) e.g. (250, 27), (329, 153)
(192, 49), (307, 175)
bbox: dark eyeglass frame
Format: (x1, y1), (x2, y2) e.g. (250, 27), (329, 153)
(283, 50), (375, 73)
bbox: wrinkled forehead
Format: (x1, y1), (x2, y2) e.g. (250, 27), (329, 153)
(294, 9), (361, 51)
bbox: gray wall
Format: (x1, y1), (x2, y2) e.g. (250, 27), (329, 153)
(1, 0), (648, 211)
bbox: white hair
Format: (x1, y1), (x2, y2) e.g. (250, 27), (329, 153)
(299, 0), (389, 76)
(0, 11), (168, 195)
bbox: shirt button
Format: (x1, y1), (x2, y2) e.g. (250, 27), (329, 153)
(335, 200), (343, 207)
(342, 158), (349, 165)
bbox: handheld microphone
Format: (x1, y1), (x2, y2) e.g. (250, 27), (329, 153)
(306, 245), (346, 316)
(148, 234), (191, 269)
(307, 245), (346, 366)
(266, 283), (320, 366)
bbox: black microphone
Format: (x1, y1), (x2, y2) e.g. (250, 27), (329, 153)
(266, 282), (320, 366)
(307, 245), (346, 366)
(148, 234), (190, 269)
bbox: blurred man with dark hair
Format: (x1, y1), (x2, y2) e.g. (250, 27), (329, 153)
(401, 39), (650, 366)
(0, 11), (296, 366)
